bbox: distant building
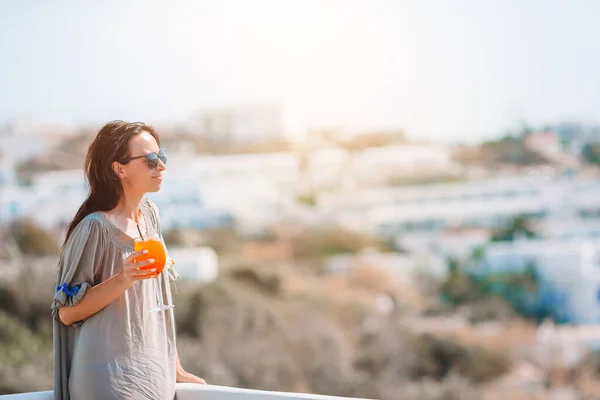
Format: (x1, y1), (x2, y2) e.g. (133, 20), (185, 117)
(326, 249), (448, 279)
(198, 102), (284, 143)
(0, 156), (16, 186)
(587, 125), (600, 141)
(0, 121), (49, 164)
(0, 169), (87, 229)
(353, 144), (454, 184)
(396, 229), (491, 261)
(554, 122), (586, 142)
(304, 144), (454, 191)
(146, 151), (299, 233)
(0, 149), (302, 232)
(535, 219), (600, 242)
(319, 175), (600, 237)
(478, 239), (600, 324)
(167, 246), (219, 282)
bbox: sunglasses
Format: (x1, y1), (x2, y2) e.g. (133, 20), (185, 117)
(119, 148), (167, 170)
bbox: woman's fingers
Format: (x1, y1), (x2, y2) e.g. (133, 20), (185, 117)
(124, 259), (156, 280)
(118, 253), (157, 286)
(124, 250), (148, 264)
(131, 272), (156, 280)
(130, 258), (155, 269)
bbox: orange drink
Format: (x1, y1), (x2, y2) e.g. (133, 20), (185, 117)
(134, 237), (166, 278)
(133, 233), (174, 312)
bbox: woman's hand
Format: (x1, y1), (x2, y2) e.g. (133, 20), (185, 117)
(176, 368), (207, 384)
(175, 351), (206, 384)
(117, 250), (157, 289)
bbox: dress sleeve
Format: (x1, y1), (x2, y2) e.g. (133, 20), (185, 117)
(51, 217), (103, 327)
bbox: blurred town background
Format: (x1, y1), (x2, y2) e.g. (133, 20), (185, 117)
(2, 1), (600, 399)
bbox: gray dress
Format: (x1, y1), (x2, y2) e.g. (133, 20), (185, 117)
(51, 199), (179, 400)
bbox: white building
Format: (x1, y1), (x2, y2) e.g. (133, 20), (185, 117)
(353, 144), (455, 184)
(303, 147), (350, 191)
(318, 175), (600, 237)
(478, 239), (600, 324)
(535, 219), (600, 242)
(146, 151), (300, 233)
(327, 250), (448, 279)
(0, 156), (16, 186)
(0, 122), (50, 164)
(167, 247), (219, 282)
(396, 229), (491, 261)
(302, 144), (454, 191)
(1, 150), (302, 233)
(1, 138), (459, 233)
(0, 169), (87, 229)
(173, 152), (299, 190)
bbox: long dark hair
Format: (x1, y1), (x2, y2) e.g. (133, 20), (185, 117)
(64, 120), (160, 244)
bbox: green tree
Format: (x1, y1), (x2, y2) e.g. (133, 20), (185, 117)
(491, 216), (538, 242)
(440, 258), (480, 305)
(481, 136), (547, 166)
(582, 143), (600, 165)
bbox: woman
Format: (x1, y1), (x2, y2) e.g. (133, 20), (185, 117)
(51, 121), (205, 400)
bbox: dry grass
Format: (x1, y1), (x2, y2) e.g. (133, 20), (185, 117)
(2, 259), (600, 399)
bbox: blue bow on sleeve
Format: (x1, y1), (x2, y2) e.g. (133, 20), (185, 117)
(56, 282), (81, 297)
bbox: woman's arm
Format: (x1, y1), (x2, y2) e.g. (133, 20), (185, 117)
(58, 251), (156, 326)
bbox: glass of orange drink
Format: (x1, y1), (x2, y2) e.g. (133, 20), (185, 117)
(133, 233), (174, 312)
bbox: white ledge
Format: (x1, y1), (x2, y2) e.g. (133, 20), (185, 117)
(0, 384), (371, 400)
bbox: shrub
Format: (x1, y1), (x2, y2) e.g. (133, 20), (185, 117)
(410, 333), (510, 383)
(0, 265), (54, 334)
(291, 227), (392, 260)
(162, 228), (184, 246)
(9, 219), (59, 256)
(0, 312), (53, 394)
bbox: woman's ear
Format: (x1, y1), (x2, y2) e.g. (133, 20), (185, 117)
(112, 161), (125, 179)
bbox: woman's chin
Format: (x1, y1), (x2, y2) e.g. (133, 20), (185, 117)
(148, 182), (162, 192)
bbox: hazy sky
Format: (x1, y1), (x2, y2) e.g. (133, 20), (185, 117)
(1, 0), (599, 143)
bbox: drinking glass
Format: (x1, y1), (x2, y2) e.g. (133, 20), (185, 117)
(133, 234), (174, 312)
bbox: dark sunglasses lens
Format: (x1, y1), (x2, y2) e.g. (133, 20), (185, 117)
(159, 149), (167, 165)
(146, 153), (159, 170)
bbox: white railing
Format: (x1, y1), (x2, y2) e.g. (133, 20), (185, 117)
(0, 384), (370, 400)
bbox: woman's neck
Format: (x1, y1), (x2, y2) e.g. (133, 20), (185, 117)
(111, 192), (145, 223)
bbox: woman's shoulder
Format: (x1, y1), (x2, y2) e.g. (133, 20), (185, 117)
(78, 212), (114, 233)
(61, 213), (108, 253)
(141, 198), (162, 234)
(82, 211), (104, 223)
(67, 213), (106, 238)
(141, 197), (160, 218)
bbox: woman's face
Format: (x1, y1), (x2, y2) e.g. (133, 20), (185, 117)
(118, 131), (166, 193)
